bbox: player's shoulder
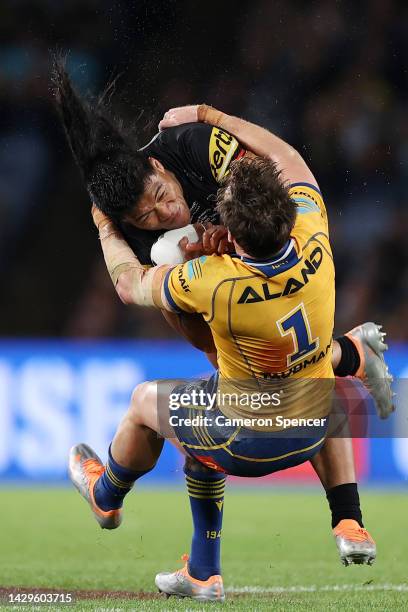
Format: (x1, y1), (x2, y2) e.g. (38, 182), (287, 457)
(183, 253), (228, 281)
(164, 253), (247, 315)
(176, 123), (243, 183)
(289, 182), (330, 251)
(290, 181), (329, 231)
(176, 253), (239, 287)
(289, 182), (325, 213)
(140, 123), (211, 152)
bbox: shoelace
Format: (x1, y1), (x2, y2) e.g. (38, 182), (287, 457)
(338, 526), (372, 543)
(175, 554), (190, 580)
(82, 458), (104, 478)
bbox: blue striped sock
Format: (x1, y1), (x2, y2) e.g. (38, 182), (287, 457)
(185, 467), (226, 580)
(94, 445), (149, 511)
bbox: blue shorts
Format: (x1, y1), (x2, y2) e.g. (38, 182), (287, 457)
(171, 374), (328, 477)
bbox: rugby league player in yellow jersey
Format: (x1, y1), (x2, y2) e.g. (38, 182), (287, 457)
(65, 102), (389, 599)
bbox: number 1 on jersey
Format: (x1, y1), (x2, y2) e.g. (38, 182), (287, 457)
(277, 303), (319, 367)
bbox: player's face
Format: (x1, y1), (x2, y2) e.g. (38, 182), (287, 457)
(126, 158), (190, 231)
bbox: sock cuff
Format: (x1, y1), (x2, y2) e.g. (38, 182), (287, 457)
(334, 335), (361, 377)
(184, 465), (226, 483)
(326, 482), (363, 528)
(107, 445), (149, 488)
(326, 482), (359, 502)
(184, 468), (226, 500)
(186, 477), (225, 500)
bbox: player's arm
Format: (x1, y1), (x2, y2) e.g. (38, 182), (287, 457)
(159, 105), (318, 187)
(92, 205), (171, 309)
(93, 205), (216, 354)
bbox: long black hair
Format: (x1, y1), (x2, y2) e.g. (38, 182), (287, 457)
(51, 56), (152, 220)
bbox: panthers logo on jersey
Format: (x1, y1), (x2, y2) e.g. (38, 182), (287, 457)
(209, 127), (241, 182)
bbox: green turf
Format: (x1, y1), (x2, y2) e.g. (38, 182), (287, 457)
(0, 488), (407, 611)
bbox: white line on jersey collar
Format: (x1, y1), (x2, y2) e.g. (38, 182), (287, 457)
(241, 239), (295, 266)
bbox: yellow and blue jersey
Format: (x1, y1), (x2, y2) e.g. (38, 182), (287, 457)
(164, 183), (335, 426)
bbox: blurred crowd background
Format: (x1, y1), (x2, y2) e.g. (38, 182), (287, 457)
(1, 0), (407, 340)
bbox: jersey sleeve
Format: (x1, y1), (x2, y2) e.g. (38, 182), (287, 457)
(162, 255), (214, 317)
(166, 123), (246, 185)
(180, 123), (246, 184)
(289, 182), (329, 234)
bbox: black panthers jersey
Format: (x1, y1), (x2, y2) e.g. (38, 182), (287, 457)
(118, 122), (245, 264)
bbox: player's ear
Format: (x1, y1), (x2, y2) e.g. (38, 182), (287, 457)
(227, 229), (233, 243)
(149, 157), (165, 174)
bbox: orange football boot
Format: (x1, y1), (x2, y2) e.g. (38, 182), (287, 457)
(68, 443), (122, 529)
(155, 554), (225, 601)
(333, 519), (376, 566)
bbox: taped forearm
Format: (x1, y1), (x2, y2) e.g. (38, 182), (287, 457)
(98, 221), (168, 308)
(98, 221), (137, 284)
(198, 104), (227, 129)
(197, 104), (315, 185)
(198, 103), (295, 161)
(125, 263), (169, 308)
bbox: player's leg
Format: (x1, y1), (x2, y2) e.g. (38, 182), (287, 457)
(309, 388), (375, 565)
(160, 316), (382, 531)
(298, 341), (362, 548)
(109, 381), (164, 470)
(308, 323), (392, 563)
(155, 455), (226, 601)
(69, 380), (167, 529)
(310, 437), (356, 492)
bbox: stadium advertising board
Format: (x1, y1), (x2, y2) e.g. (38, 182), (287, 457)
(0, 341), (406, 484)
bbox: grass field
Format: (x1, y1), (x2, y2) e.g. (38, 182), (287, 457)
(0, 487), (407, 611)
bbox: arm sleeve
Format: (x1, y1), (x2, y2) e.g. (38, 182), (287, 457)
(289, 182), (329, 232)
(162, 255), (213, 317)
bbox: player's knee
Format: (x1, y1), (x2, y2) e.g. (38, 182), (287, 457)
(129, 382), (150, 422)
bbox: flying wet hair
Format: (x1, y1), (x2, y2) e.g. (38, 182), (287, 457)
(51, 56), (153, 220)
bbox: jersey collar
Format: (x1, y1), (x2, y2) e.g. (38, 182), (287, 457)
(233, 239), (300, 278)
